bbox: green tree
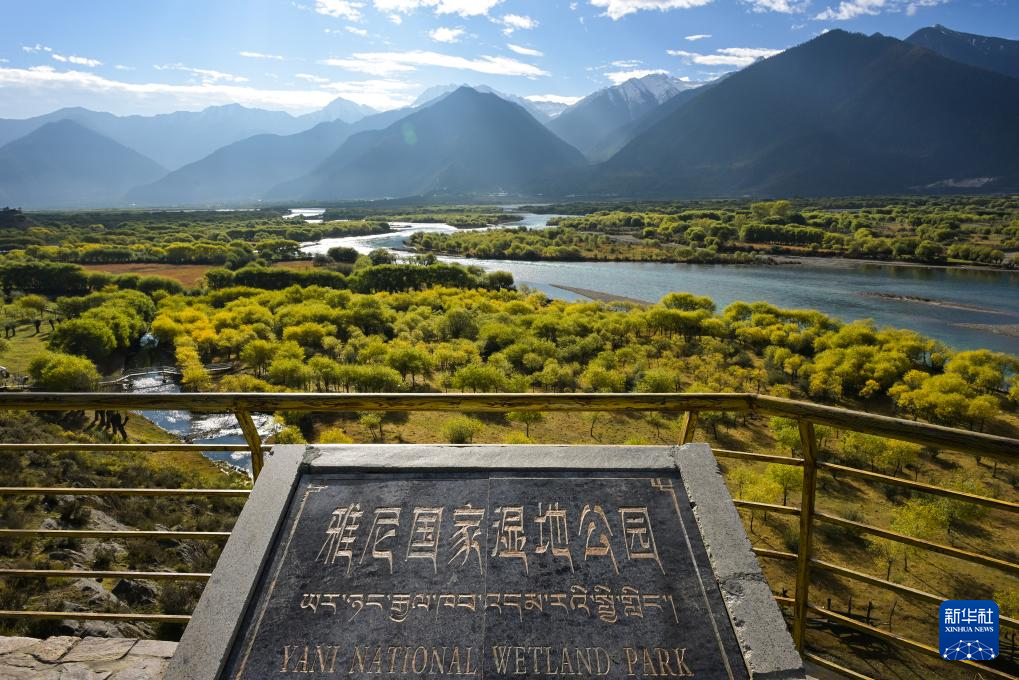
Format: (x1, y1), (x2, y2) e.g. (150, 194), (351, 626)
(28, 352), (100, 391)
(452, 364), (507, 392)
(49, 318), (117, 362)
(506, 411), (543, 437)
(765, 463), (803, 506)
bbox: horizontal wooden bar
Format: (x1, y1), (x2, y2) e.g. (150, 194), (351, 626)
(733, 500), (801, 516)
(774, 595), (795, 607)
(0, 487), (250, 497)
(811, 559), (1019, 631)
(755, 395), (1019, 460)
(754, 548), (798, 562)
(0, 609), (190, 623)
(0, 391), (754, 413)
(0, 568), (210, 580)
(814, 511), (1019, 576)
(0, 443), (248, 452)
(803, 653), (873, 680)
(714, 449), (804, 466)
(807, 604), (1019, 680)
(0, 529), (230, 540)
(818, 462), (1018, 514)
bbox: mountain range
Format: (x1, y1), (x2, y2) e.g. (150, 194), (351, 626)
(271, 87), (586, 201)
(0, 120), (166, 208)
(548, 74), (697, 161)
(589, 29), (1019, 197)
(0, 98), (377, 170)
(1, 25), (1018, 208)
(906, 24), (1019, 79)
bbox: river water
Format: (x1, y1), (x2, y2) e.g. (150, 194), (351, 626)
(301, 213), (1019, 354)
(125, 371), (277, 474)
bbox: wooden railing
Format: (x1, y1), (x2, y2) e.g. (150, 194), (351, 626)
(0, 392), (1016, 679)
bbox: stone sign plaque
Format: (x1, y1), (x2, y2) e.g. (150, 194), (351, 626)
(169, 445), (803, 680)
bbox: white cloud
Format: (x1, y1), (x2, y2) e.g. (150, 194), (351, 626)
(387, 13), (403, 22)
(500, 13), (537, 34)
(745, 0), (809, 12)
(296, 72), (330, 83)
(314, 0), (365, 20)
(373, 0), (503, 17)
(667, 46), (781, 66)
(114, 64), (133, 70)
(240, 51), (284, 60)
(429, 27), (465, 43)
(321, 50), (548, 77)
(346, 25), (369, 35)
(0, 64), (344, 113)
(589, 0), (712, 20)
(525, 94), (582, 105)
(22, 44), (52, 54)
(604, 68), (669, 84)
(154, 63), (250, 83)
(610, 59), (642, 68)
(813, 0), (883, 19)
(321, 78), (419, 109)
(685, 34), (711, 41)
(51, 54), (103, 67)
(905, 0), (947, 14)
(507, 44), (543, 57)
(813, 0), (941, 19)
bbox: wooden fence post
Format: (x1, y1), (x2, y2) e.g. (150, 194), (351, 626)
(793, 419), (819, 652)
(235, 410), (264, 480)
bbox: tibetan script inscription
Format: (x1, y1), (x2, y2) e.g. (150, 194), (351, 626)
(222, 472), (749, 680)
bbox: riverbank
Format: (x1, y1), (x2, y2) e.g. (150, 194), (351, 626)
(549, 284), (649, 305)
(773, 254), (1017, 274)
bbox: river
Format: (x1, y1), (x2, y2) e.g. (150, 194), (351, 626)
(124, 370), (277, 474)
(301, 213), (1019, 354)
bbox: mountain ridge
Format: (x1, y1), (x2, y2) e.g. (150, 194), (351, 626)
(0, 120), (166, 209)
(271, 87), (587, 201)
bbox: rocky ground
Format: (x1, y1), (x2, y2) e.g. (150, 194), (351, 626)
(0, 635), (176, 679)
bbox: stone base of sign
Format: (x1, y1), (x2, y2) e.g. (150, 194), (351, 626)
(0, 634), (176, 679)
(168, 444), (805, 680)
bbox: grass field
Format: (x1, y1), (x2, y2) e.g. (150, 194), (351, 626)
(81, 262), (216, 287)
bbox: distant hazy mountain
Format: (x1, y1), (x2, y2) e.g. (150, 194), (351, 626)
(127, 120), (351, 206)
(126, 105), (416, 206)
(0, 120), (165, 209)
(273, 87), (586, 201)
(413, 84), (554, 122)
(526, 99), (571, 119)
(0, 97), (373, 170)
(590, 30), (1019, 197)
(906, 25), (1019, 80)
(548, 74), (695, 160)
(297, 97), (377, 127)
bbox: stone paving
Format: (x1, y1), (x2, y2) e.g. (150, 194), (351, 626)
(0, 635), (176, 679)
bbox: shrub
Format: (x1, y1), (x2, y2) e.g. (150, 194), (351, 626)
(274, 426), (307, 445)
(28, 352), (100, 391)
(442, 416), (483, 444)
(318, 427), (354, 444)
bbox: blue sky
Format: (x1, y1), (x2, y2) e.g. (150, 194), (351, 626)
(1, 0), (1016, 117)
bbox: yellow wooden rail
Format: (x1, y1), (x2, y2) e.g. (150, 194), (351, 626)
(0, 391), (1015, 678)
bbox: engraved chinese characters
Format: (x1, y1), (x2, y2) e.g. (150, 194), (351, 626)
(314, 498), (664, 580)
(222, 473), (750, 680)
